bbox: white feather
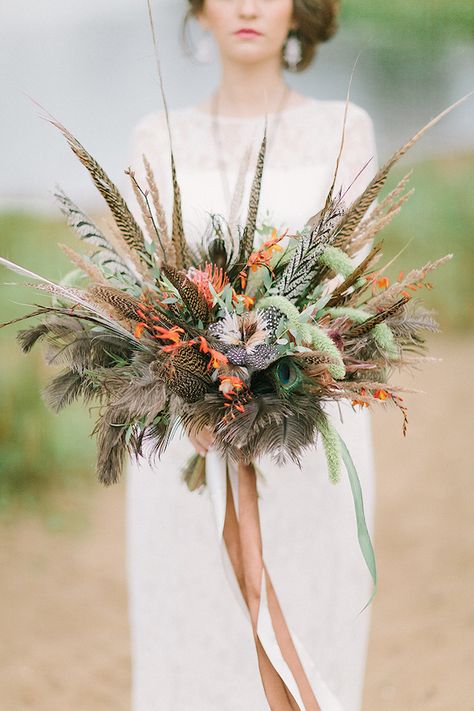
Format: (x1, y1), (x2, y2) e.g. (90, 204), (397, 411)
(0, 256), (147, 347)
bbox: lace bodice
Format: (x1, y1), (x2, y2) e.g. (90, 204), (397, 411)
(126, 97), (378, 245)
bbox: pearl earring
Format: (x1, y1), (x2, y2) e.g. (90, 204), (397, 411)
(195, 30), (213, 64)
(283, 30), (302, 72)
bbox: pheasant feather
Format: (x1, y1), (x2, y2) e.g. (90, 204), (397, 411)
(46, 115), (148, 261)
(238, 129), (267, 266)
(333, 95), (471, 248)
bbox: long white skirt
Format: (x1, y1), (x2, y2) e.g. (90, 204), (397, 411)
(125, 401), (375, 711)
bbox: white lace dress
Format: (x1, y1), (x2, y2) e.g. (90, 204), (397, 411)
(124, 97), (379, 711)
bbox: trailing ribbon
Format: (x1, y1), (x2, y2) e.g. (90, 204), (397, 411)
(206, 450), (344, 711)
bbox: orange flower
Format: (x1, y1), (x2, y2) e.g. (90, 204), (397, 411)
(374, 389), (389, 401)
(208, 350), (228, 369)
(187, 263), (230, 307)
(352, 399), (369, 408)
(365, 273), (390, 295)
(263, 227), (287, 251)
(197, 336), (228, 370)
(134, 322), (146, 339)
(352, 387), (370, 408)
(239, 227), (287, 288)
(153, 325), (185, 344)
(219, 375), (245, 398)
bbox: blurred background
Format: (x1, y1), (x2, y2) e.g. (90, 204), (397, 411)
(0, 1), (473, 710)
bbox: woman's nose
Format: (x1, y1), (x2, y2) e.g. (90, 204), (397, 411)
(237, 0), (259, 19)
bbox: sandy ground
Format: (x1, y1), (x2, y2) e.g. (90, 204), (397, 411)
(0, 336), (473, 711)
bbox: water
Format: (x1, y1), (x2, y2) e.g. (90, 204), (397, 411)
(1, 1), (472, 212)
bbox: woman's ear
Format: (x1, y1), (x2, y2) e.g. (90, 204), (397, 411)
(194, 9), (210, 32)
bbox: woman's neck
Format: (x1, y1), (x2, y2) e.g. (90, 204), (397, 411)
(199, 57), (296, 118)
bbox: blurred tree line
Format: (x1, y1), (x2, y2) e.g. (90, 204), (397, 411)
(342, 0), (474, 42)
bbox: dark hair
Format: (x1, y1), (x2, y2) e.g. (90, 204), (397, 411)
(182, 0), (340, 72)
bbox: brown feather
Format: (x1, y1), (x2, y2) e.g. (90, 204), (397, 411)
(166, 346), (212, 402)
(142, 154), (175, 264)
(93, 407), (129, 486)
(334, 95), (472, 247)
(357, 170), (413, 229)
(170, 154), (190, 270)
(161, 264), (209, 324)
(46, 116), (148, 261)
(145, 0), (190, 270)
(347, 189), (414, 256)
(239, 129), (267, 264)
(88, 286), (142, 322)
(347, 297), (410, 337)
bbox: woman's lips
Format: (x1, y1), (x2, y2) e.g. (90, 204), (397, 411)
(234, 29), (263, 37)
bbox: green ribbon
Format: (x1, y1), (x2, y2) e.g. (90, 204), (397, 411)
(337, 433), (377, 614)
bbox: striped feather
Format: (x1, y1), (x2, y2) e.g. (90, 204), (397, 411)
(170, 154), (190, 270)
(161, 264), (209, 324)
(356, 170), (413, 230)
(228, 142), (253, 253)
(238, 129), (267, 266)
(88, 286), (142, 321)
(347, 297), (410, 337)
(0, 257), (145, 345)
(47, 117), (148, 261)
(347, 190), (414, 256)
(145, 0), (189, 270)
(275, 199), (342, 301)
(54, 188), (134, 280)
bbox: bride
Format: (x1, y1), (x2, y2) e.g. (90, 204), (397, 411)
(125, 1), (378, 709)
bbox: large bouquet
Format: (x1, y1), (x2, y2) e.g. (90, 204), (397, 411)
(1, 98), (457, 490)
(1, 17), (467, 705)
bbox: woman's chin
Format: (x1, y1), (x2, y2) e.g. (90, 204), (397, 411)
(224, 47), (276, 66)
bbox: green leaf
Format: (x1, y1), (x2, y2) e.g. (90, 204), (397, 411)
(263, 268), (273, 291)
(208, 282), (228, 311)
(337, 433), (377, 614)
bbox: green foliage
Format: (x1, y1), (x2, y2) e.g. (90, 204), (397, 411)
(342, 0), (474, 43)
(0, 212), (95, 516)
(376, 152), (474, 331)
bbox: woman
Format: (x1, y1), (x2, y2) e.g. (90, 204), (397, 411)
(125, 1), (378, 709)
